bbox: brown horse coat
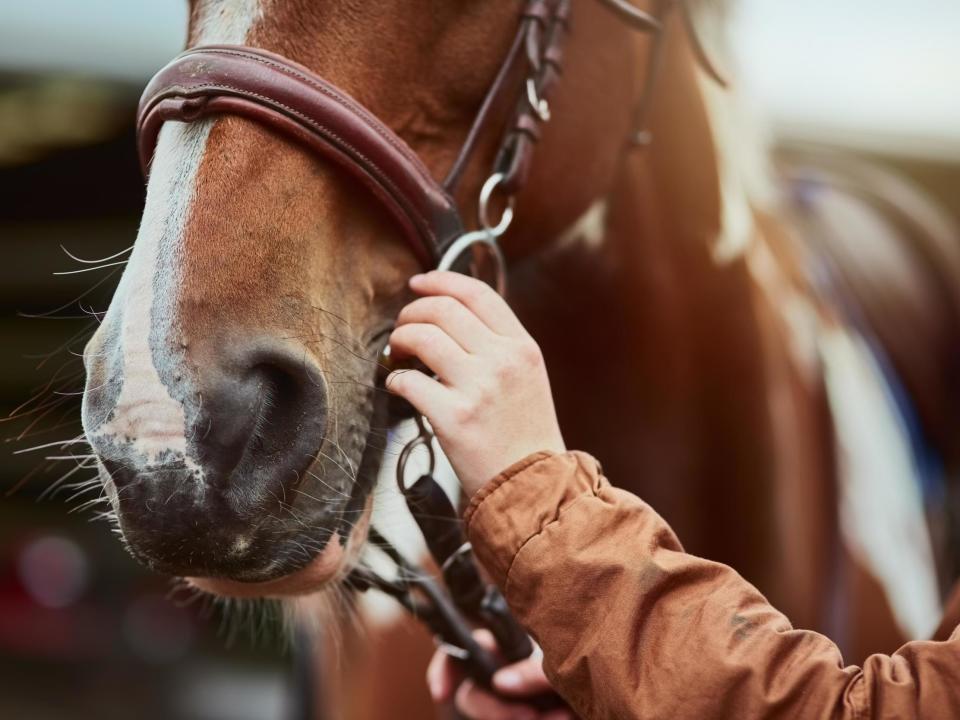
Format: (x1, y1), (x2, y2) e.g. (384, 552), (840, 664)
(466, 451), (960, 719)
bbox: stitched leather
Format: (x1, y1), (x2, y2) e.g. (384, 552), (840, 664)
(497, 0), (570, 193)
(137, 45), (464, 267)
(135, 0), (657, 267)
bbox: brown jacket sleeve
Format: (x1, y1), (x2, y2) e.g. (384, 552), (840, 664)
(463, 451), (960, 720)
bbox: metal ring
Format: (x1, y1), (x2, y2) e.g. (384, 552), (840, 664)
(437, 230), (507, 297)
(526, 78), (551, 122)
(440, 542), (473, 574)
(396, 428), (436, 494)
(478, 172), (515, 237)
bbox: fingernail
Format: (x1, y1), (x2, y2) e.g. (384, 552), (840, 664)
(409, 273), (426, 284)
(494, 669), (522, 690)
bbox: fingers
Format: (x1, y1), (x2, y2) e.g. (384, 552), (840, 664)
(429, 633), (574, 720)
(396, 295), (495, 354)
(427, 647), (461, 703)
(542, 711), (577, 720)
(427, 630), (495, 703)
(493, 658), (555, 698)
(410, 271), (527, 338)
(389, 322), (473, 384)
(455, 681), (574, 720)
(385, 369), (451, 420)
(472, 629), (498, 651)
(455, 679), (539, 720)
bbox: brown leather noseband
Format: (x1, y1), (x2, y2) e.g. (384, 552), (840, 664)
(137, 0), (669, 275)
(137, 45), (462, 269)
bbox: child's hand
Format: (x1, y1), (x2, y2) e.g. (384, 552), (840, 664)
(426, 630), (574, 720)
(386, 271), (565, 498)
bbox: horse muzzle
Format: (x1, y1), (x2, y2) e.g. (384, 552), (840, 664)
(81, 332), (366, 584)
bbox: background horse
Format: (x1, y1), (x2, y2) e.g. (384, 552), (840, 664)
(72, 0), (960, 717)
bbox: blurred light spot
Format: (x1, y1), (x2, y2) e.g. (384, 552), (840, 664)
(17, 535), (90, 609)
(123, 594), (195, 663)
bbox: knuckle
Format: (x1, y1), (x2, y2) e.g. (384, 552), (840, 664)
(401, 297), (433, 323)
(475, 376), (496, 405)
(434, 295), (459, 315)
(386, 370), (408, 392)
(395, 303), (415, 325)
(427, 295), (461, 324)
(390, 323), (414, 345)
(516, 337), (544, 368)
(462, 278), (492, 305)
(453, 398), (479, 426)
(420, 324), (446, 352)
(493, 340), (541, 380)
(402, 323), (434, 348)
(494, 357), (519, 382)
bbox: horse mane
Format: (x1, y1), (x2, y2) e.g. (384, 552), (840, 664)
(685, 0), (779, 264)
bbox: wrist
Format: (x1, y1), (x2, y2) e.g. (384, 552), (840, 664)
(461, 448), (565, 503)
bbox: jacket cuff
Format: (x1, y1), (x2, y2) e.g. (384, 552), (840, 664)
(464, 450), (605, 591)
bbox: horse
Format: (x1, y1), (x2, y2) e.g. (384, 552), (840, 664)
(74, 0), (960, 717)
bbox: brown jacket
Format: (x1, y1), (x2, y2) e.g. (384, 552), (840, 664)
(464, 451), (960, 719)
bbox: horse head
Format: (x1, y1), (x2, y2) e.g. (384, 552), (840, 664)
(80, 0), (656, 596)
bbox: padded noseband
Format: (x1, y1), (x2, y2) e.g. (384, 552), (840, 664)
(137, 45), (464, 268)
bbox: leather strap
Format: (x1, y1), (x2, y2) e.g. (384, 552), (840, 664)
(596, 0), (663, 31)
(495, 0), (571, 194)
(136, 1), (667, 268)
(442, 0), (570, 195)
(137, 45), (464, 267)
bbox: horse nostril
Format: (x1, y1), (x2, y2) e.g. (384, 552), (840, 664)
(195, 345), (328, 490)
(248, 363), (305, 456)
(81, 341), (332, 580)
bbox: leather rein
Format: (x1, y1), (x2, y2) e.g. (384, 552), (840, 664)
(136, 0), (673, 705)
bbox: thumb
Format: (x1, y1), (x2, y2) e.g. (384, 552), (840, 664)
(492, 656), (554, 698)
(427, 646), (462, 702)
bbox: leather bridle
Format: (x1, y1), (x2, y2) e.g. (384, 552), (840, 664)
(136, 0), (675, 704)
(137, 0), (671, 290)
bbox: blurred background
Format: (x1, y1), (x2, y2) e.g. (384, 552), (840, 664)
(0, 1), (957, 718)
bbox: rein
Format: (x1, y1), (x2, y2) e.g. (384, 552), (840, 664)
(136, 0), (674, 705)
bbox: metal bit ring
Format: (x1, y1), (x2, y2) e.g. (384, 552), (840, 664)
(396, 426), (436, 494)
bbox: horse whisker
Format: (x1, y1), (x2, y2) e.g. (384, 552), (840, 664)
(60, 243), (133, 265)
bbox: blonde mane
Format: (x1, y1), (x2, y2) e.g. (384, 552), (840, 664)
(686, 0), (779, 263)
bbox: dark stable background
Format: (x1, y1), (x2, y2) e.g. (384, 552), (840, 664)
(0, 74), (307, 720)
(1, 69), (959, 719)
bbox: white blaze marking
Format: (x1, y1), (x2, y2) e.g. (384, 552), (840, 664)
(95, 121), (212, 469)
(92, 1), (262, 469)
(194, 0), (262, 45)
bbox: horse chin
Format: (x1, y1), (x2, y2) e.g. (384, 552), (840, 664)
(186, 504), (373, 599)
(186, 536), (345, 598)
